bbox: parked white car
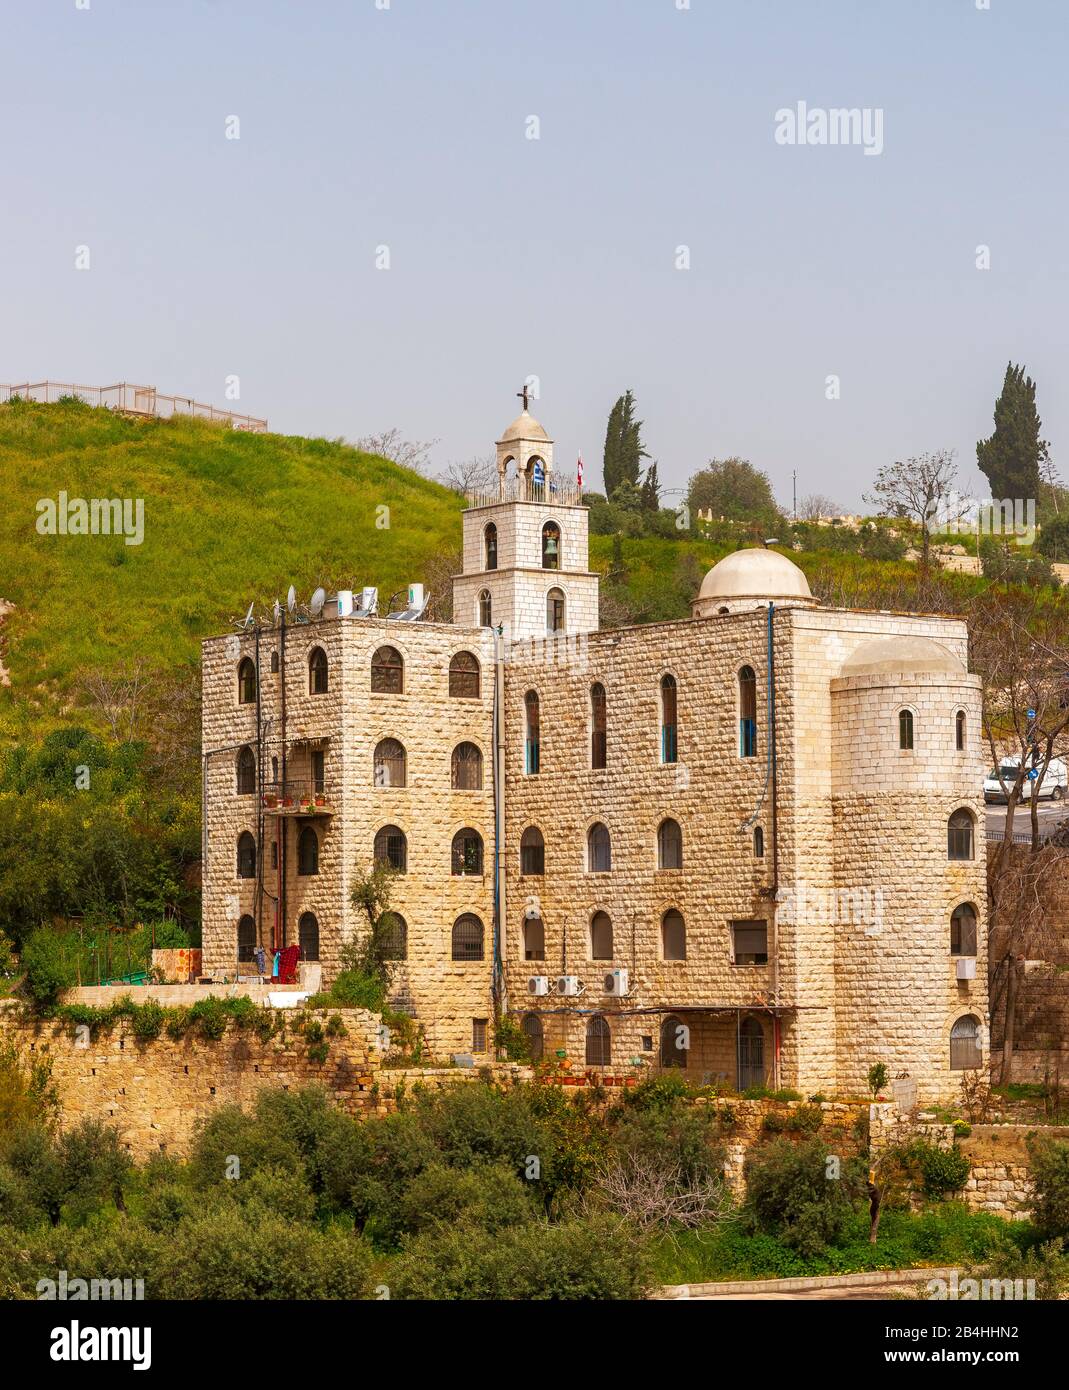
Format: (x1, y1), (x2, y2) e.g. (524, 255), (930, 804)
(983, 755), (1068, 803)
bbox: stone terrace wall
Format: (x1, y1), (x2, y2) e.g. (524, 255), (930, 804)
(957, 1125), (1069, 1218)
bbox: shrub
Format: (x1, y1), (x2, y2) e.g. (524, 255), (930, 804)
(621, 1073), (691, 1112)
(494, 1014), (531, 1062)
(1027, 1135), (1069, 1240)
(397, 1160), (537, 1235)
(20, 929), (77, 1005)
(744, 1137), (863, 1257)
(907, 1141), (970, 1199)
(867, 1063), (889, 1098)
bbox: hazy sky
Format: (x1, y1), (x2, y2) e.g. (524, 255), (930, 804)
(3, 0), (1066, 510)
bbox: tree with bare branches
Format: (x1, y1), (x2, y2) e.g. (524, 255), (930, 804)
(864, 449), (964, 569)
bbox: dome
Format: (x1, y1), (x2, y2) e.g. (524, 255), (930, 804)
(840, 636), (963, 678)
(698, 548), (812, 602)
(498, 409), (550, 444)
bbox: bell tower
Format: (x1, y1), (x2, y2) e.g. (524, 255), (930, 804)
(451, 396), (600, 641)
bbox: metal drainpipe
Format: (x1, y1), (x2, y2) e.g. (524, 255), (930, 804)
(279, 612), (287, 952)
(493, 626), (507, 1020)
(767, 601), (781, 1089)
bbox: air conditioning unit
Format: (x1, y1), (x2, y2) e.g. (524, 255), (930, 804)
(524, 897), (542, 921)
(603, 969), (629, 997)
(527, 975), (550, 996)
(556, 975), (582, 997)
(956, 957), (976, 981)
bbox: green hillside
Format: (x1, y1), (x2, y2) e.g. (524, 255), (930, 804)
(0, 399), (465, 726)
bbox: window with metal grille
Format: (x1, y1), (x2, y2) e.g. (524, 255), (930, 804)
(739, 665), (757, 758)
(657, 818), (682, 869)
(587, 823), (611, 873)
(520, 826), (544, 875)
(374, 738), (406, 788)
(378, 912), (407, 961)
(950, 1015), (981, 1070)
(585, 1015), (611, 1066)
(950, 903), (978, 956)
(662, 909), (687, 961)
(484, 523), (498, 571)
(271, 650), (279, 673)
(236, 745), (256, 795)
(956, 709), (966, 750)
(237, 914), (256, 963)
(371, 645), (404, 694)
(297, 825), (319, 875)
(899, 708), (914, 749)
(546, 588), (565, 633)
(753, 825), (764, 858)
(525, 690), (540, 774)
(478, 590), (492, 627)
(373, 824), (407, 872)
(523, 917), (545, 961)
(452, 914), (484, 961)
(309, 647), (328, 695)
(731, 920), (767, 965)
(298, 911), (319, 961)
(541, 521), (560, 570)
(660, 674), (678, 763)
(472, 1018), (488, 1052)
(590, 911), (613, 960)
(948, 809), (974, 861)
(311, 749), (325, 794)
(522, 1013), (544, 1062)
(449, 651), (480, 699)
(236, 832), (256, 879)
(238, 657), (257, 704)
(589, 683), (606, 772)
(451, 829), (483, 875)
(660, 1016), (688, 1068)
(451, 742), (483, 790)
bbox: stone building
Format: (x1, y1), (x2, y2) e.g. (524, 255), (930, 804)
(201, 403), (988, 1101)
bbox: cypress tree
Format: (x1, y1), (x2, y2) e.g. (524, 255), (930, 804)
(977, 362), (1049, 501)
(602, 390), (649, 498)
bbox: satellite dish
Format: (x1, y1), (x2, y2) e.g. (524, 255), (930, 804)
(310, 587), (326, 618)
(244, 602), (255, 629)
(287, 585), (296, 614)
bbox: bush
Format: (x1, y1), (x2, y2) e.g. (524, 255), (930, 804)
(907, 1141), (970, 1199)
(1027, 1135), (1069, 1240)
(621, 1073), (691, 1112)
(20, 929), (77, 1005)
(397, 1161), (536, 1235)
(744, 1137), (863, 1257)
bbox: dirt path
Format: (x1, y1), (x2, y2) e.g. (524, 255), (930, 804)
(0, 599), (12, 686)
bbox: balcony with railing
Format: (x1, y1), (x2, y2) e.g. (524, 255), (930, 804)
(465, 475), (585, 509)
(261, 779), (335, 816)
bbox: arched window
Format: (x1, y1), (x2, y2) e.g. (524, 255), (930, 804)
(753, 825), (765, 858)
(451, 828), (483, 876)
(236, 745), (256, 795)
(546, 587), (565, 634)
(660, 1015), (688, 1069)
(662, 909), (686, 961)
(373, 824), (407, 872)
(478, 590), (492, 628)
(590, 911), (613, 961)
(449, 651), (480, 699)
(899, 708), (914, 750)
(237, 914), (256, 963)
(520, 826), (545, 876)
(371, 645), (403, 695)
(297, 825), (319, 875)
(950, 1015), (982, 1070)
(452, 914), (484, 962)
(236, 832), (256, 879)
(451, 742), (483, 790)
(948, 809), (975, 861)
(541, 521), (561, 570)
(738, 665), (757, 758)
(660, 674), (678, 763)
(956, 709), (966, 751)
(590, 682), (607, 769)
(298, 911), (319, 962)
(738, 1017), (765, 1090)
(585, 1015), (611, 1067)
(379, 912), (407, 961)
(374, 738), (406, 788)
(270, 650), (279, 673)
(524, 916), (545, 961)
(309, 647), (328, 695)
(525, 690), (540, 774)
(657, 818), (683, 869)
(522, 1013), (544, 1062)
(951, 903), (978, 956)
(238, 657), (257, 705)
(587, 823), (611, 873)
(484, 522), (498, 571)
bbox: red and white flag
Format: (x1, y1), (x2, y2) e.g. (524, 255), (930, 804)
(577, 451), (584, 490)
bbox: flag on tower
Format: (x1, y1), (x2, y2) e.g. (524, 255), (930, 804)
(577, 451), (584, 490)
